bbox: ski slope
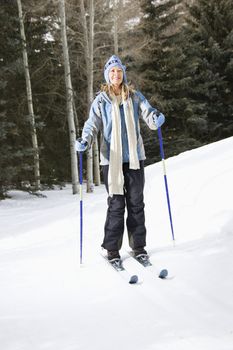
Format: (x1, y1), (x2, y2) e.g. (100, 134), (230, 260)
(1, 136), (233, 350)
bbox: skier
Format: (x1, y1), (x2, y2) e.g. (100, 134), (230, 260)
(76, 55), (165, 262)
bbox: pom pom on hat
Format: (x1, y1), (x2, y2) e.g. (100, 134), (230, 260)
(104, 55), (127, 84)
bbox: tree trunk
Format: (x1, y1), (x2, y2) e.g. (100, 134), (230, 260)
(17, 0), (40, 190)
(80, 0), (101, 191)
(89, 0), (100, 187)
(93, 135), (101, 185)
(80, 0), (92, 107)
(113, 0), (119, 55)
(59, 0), (79, 194)
(73, 99), (80, 137)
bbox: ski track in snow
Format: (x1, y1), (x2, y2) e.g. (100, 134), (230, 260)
(1, 137), (233, 350)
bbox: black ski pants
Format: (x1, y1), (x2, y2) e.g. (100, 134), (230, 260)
(101, 161), (147, 251)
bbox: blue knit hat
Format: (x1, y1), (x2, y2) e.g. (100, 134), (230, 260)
(104, 55), (127, 84)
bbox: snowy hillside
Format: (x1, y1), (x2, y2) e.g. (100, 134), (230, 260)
(1, 137), (233, 350)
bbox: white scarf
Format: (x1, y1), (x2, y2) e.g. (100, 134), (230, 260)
(108, 94), (140, 196)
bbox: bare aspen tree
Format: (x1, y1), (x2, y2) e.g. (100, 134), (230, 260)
(59, 0), (79, 194)
(73, 100), (80, 135)
(112, 0), (142, 45)
(17, 0), (41, 190)
(88, 0), (94, 105)
(80, 0), (100, 192)
(113, 0), (119, 54)
(90, 0), (101, 188)
(92, 136), (101, 186)
(80, 0), (93, 193)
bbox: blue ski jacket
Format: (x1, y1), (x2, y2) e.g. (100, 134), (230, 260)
(82, 90), (159, 165)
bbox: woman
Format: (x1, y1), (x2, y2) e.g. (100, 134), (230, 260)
(76, 55), (165, 262)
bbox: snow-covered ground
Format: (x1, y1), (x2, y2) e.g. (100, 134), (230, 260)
(1, 137), (233, 350)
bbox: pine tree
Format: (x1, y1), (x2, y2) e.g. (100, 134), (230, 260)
(0, 0), (74, 195)
(134, 0), (189, 162)
(183, 0), (233, 140)
(21, 1), (70, 186)
(0, 1), (28, 197)
(137, 0), (183, 105)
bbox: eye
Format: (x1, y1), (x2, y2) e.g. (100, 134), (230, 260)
(110, 67), (122, 74)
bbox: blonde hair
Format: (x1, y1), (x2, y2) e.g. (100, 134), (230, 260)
(101, 83), (135, 101)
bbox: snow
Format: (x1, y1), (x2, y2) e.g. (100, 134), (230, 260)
(1, 136), (233, 350)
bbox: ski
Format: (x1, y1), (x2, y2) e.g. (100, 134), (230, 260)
(101, 253), (139, 284)
(128, 252), (168, 279)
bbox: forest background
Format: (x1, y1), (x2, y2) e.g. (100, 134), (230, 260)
(0, 0), (232, 199)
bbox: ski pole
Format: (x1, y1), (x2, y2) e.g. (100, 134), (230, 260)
(79, 151), (84, 264)
(157, 127), (175, 241)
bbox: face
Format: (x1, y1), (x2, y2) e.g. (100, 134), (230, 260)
(109, 66), (123, 87)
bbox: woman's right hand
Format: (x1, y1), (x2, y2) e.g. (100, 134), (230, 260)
(152, 112), (165, 129)
(75, 138), (88, 152)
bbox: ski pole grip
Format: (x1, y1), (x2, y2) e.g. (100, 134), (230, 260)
(79, 151), (83, 264)
(79, 152), (83, 185)
(158, 127), (165, 160)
